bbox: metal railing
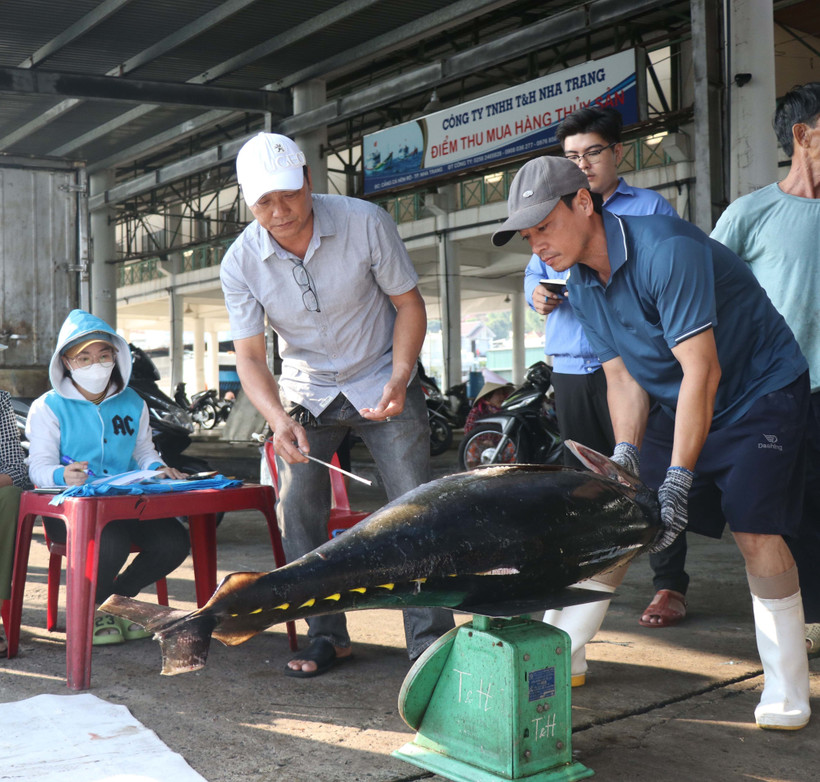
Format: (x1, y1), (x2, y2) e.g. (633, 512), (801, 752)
(119, 137), (676, 285)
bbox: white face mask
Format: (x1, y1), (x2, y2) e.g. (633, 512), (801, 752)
(71, 363), (114, 395)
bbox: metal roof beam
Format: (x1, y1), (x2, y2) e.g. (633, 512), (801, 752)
(19, 0), (136, 69)
(0, 66), (283, 112)
(84, 110), (235, 173)
(90, 0), (684, 208)
(268, 0), (516, 91)
(280, 0), (681, 136)
(0, 0), (260, 152)
(39, 0), (377, 160)
(89, 136), (249, 211)
(188, 0), (385, 85)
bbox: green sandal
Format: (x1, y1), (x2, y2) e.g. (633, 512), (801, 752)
(116, 616), (152, 641)
(93, 614), (124, 646)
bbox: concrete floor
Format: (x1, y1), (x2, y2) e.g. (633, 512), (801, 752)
(1, 435), (818, 782)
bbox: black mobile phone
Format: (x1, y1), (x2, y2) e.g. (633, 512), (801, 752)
(539, 278), (568, 295)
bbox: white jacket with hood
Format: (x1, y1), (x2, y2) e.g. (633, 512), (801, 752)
(25, 309), (165, 487)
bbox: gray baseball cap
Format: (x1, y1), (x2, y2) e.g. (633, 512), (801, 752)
(491, 156), (590, 246)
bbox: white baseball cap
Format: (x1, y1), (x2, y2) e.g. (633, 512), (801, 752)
(236, 132), (307, 207)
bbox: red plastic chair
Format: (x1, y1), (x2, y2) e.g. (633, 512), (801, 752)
(263, 439), (369, 538)
(43, 524), (169, 632)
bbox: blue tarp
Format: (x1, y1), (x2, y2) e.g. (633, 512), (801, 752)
(48, 475), (243, 506)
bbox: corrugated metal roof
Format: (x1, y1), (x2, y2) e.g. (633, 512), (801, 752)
(0, 0), (694, 188)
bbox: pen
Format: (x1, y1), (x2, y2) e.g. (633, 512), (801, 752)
(297, 449), (373, 486)
(61, 455), (96, 477)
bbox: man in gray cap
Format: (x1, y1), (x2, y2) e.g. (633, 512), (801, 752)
(493, 155), (813, 731)
(221, 133), (453, 678)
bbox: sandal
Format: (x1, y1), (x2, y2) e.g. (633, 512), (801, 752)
(639, 589), (687, 628)
(93, 614), (124, 646)
(806, 624), (820, 658)
(116, 615), (152, 641)
(283, 638), (353, 679)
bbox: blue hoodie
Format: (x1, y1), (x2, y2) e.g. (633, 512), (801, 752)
(25, 309), (164, 487)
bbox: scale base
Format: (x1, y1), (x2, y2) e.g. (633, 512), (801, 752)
(394, 616), (594, 782)
(394, 742), (593, 782)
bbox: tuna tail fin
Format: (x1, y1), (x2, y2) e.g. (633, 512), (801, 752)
(100, 594), (216, 676)
(565, 440), (643, 490)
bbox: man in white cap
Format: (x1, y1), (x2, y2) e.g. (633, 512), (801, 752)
(220, 133), (453, 678)
(492, 155), (813, 730)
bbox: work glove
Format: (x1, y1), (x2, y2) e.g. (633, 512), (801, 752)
(649, 466), (694, 553)
(611, 442), (641, 478)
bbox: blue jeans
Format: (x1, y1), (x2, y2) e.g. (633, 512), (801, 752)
(276, 376), (455, 658)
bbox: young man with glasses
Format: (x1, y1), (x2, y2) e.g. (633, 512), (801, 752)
(523, 107), (686, 631)
(496, 155), (812, 730)
(220, 133), (454, 678)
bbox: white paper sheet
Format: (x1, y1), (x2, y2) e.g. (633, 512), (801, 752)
(0, 693), (208, 781)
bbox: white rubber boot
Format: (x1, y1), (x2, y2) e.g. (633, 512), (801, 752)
(752, 591), (811, 730)
(543, 580), (615, 688)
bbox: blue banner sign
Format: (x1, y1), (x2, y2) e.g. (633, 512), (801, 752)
(363, 49), (643, 195)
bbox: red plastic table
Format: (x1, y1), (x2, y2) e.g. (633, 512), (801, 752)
(6, 484), (297, 690)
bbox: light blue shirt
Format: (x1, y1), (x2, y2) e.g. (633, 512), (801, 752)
(221, 194), (419, 415)
(524, 178), (677, 373)
(711, 182), (820, 391)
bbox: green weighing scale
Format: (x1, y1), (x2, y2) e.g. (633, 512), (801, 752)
(393, 613), (595, 782)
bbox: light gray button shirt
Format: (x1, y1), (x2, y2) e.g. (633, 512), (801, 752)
(220, 193), (419, 415)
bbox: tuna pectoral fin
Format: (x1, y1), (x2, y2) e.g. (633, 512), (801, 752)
(463, 587), (613, 617)
(100, 594), (216, 676)
(565, 439), (643, 489)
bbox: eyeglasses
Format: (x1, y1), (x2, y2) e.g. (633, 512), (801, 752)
(68, 349), (117, 369)
(291, 260), (321, 312)
(565, 142), (616, 164)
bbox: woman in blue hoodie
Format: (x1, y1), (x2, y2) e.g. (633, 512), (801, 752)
(26, 310), (190, 645)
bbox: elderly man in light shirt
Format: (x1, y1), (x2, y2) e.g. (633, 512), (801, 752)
(220, 133), (453, 678)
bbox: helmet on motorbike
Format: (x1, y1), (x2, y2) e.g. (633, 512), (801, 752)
(525, 361), (553, 389)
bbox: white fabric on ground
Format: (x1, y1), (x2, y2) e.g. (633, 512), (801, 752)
(0, 693), (207, 781)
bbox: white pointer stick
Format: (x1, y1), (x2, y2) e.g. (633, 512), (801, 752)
(298, 449), (373, 486)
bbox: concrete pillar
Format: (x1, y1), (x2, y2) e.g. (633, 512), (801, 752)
(165, 205), (184, 390)
(510, 292), (526, 386)
(691, 0), (726, 232)
(193, 317), (206, 391)
(293, 80), (328, 193)
(88, 170), (117, 326)
(726, 0), (778, 198)
(207, 329), (220, 391)
(426, 189), (462, 389)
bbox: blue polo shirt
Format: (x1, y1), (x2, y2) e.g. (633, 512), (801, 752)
(569, 212), (807, 428)
(524, 179), (677, 373)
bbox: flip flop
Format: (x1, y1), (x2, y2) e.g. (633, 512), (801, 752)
(283, 638), (353, 678)
(639, 589), (687, 628)
(116, 615), (152, 641)
(93, 614), (124, 646)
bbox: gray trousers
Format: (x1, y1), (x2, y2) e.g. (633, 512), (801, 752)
(276, 377), (455, 659)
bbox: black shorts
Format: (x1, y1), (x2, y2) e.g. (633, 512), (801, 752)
(640, 372), (810, 539)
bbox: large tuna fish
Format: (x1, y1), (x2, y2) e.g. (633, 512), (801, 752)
(102, 443), (660, 675)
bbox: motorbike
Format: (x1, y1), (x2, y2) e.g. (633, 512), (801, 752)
(457, 361), (563, 471)
(127, 345), (217, 474)
(174, 382), (232, 429)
